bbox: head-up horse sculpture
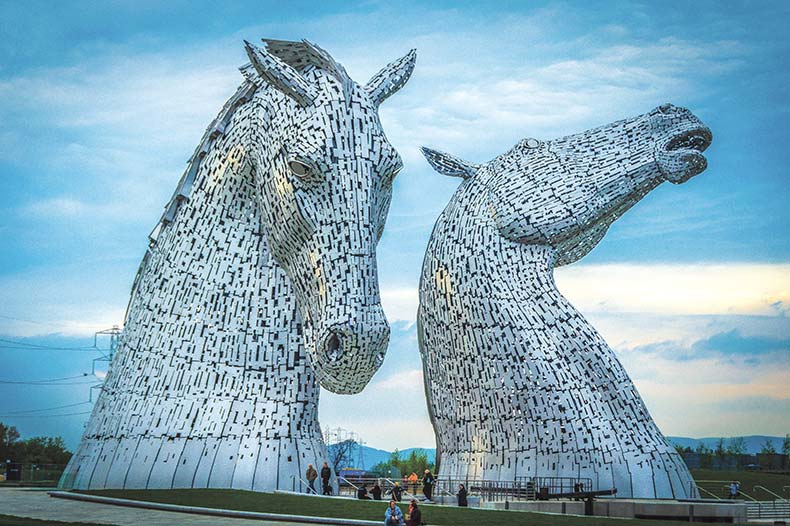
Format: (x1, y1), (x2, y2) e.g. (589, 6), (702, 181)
(418, 104), (711, 499)
(60, 39), (415, 491)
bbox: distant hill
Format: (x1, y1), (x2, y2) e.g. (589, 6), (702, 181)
(334, 436), (785, 469)
(327, 443), (437, 470)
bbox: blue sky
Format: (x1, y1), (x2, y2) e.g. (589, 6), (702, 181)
(0, 0), (787, 451)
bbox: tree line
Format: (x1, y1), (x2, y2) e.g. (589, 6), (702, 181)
(673, 435), (790, 456)
(673, 435), (790, 470)
(1, 422), (72, 466)
(368, 449), (435, 478)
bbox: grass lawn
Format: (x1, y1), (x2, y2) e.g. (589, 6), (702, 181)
(690, 469), (790, 499)
(81, 489), (694, 526)
(0, 515), (112, 526)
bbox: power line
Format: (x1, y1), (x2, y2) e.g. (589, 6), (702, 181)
(0, 374), (93, 385)
(0, 337), (96, 349)
(1, 401), (92, 415)
(0, 379), (100, 386)
(0, 410), (92, 418)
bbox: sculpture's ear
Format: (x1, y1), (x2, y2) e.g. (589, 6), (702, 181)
(420, 147), (479, 179)
(243, 40), (316, 107)
(365, 49), (417, 106)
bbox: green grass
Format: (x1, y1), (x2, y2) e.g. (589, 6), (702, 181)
(80, 489), (695, 526)
(690, 469), (790, 499)
(0, 515), (112, 526)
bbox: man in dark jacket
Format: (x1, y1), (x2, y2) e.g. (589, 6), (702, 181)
(457, 483), (468, 506)
(305, 464), (318, 494)
(321, 462), (332, 495)
(407, 499), (422, 526)
(422, 469), (435, 502)
(371, 482), (383, 500)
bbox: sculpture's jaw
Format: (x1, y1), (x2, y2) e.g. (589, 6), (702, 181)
(657, 126), (712, 183)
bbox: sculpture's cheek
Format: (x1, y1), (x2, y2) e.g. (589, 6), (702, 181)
(488, 193), (548, 245)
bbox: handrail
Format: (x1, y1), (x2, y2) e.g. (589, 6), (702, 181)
(290, 474), (319, 495)
(340, 476), (361, 491)
(435, 483), (455, 497)
(753, 485), (788, 501)
(734, 488), (758, 502)
(696, 485), (722, 500)
(383, 477), (418, 500)
(695, 480), (760, 502)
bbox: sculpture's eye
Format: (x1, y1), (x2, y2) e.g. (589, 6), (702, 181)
(288, 159), (312, 178)
(525, 138), (541, 149)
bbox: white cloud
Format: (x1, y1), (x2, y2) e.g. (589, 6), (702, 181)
(24, 197), (88, 218)
(381, 287), (419, 325)
(372, 368), (424, 391)
(556, 263), (790, 316)
(381, 263), (790, 324)
(0, 265), (130, 337)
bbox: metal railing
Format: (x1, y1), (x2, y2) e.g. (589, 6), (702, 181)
(753, 485), (787, 501)
(290, 475), (326, 495)
(332, 476), (409, 500)
(382, 477), (420, 500)
(434, 476), (593, 502)
(746, 500), (790, 520)
(694, 480), (758, 501)
(3, 463), (66, 485)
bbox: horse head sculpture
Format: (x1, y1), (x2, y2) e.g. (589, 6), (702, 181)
(417, 104), (712, 497)
(244, 40), (415, 393)
(422, 103), (711, 265)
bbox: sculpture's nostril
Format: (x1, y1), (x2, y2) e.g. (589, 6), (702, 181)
(325, 332), (342, 362)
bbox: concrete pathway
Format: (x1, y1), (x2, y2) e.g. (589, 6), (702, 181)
(0, 487), (295, 526)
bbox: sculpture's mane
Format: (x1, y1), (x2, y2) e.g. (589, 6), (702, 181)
(138, 40), (354, 299)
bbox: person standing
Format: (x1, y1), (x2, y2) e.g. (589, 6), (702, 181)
(729, 481), (740, 499)
(422, 469), (435, 502)
(457, 483), (468, 507)
(321, 462), (332, 495)
(371, 481), (383, 500)
(388, 481), (403, 502)
(385, 499), (405, 526)
(305, 464), (318, 494)
(407, 499), (422, 526)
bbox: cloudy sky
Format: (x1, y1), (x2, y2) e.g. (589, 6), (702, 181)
(0, 0), (787, 451)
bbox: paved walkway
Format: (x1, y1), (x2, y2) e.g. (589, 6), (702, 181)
(0, 488), (295, 526)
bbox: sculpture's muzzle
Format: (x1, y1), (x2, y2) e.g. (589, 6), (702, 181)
(312, 303), (390, 394)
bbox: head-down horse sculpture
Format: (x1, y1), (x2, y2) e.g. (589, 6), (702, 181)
(418, 104), (711, 499)
(60, 39), (415, 491)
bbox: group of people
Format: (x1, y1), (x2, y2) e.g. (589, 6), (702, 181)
(356, 482), (383, 500)
(304, 463), (470, 525)
(383, 485), (466, 526)
(304, 462), (334, 495)
(385, 498), (421, 526)
(357, 469), (438, 503)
